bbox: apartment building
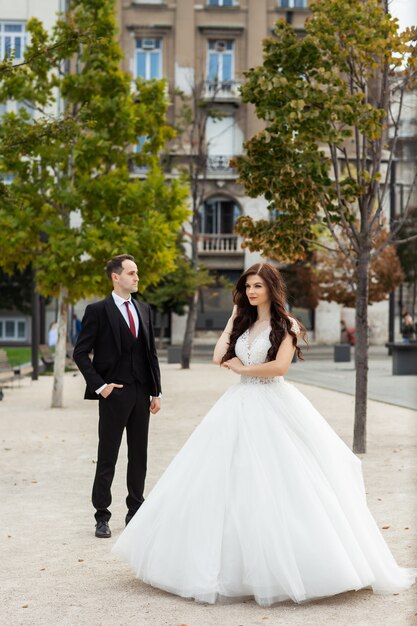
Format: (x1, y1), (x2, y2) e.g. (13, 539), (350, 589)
(116, 0), (323, 343)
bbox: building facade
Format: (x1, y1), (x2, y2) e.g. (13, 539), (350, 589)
(116, 0), (325, 343)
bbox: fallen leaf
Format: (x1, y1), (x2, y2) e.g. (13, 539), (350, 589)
(78, 559), (84, 562)
(404, 527), (410, 530)
(31, 480), (38, 484)
(382, 525), (390, 529)
(22, 604), (28, 608)
(40, 568), (46, 571)
(377, 498), (382, 501)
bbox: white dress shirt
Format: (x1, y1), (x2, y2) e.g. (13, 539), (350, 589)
(111, 291), (139, 337)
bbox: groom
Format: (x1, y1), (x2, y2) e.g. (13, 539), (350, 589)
(73, 254), (161, 538)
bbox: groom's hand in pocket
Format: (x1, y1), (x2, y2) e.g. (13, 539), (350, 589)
(100, 383), (124, 398)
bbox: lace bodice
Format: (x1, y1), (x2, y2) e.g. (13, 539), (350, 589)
(235, 318), (300, 385)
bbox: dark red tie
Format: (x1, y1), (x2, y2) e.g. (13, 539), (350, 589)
(124, 301), (136, 337)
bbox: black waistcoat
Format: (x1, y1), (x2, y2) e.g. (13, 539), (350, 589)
(115, 317), (152, 389)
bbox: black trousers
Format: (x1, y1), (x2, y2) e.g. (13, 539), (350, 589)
(92, 382), (151, 522)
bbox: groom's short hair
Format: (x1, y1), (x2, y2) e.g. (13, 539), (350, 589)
(106, 254), (135, 280)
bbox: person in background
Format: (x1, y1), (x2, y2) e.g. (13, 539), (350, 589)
(47, 321), (58, 349)
(401, 311), (415, 343)
(71, 314), (82, 345)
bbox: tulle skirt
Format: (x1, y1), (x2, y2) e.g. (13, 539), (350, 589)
(112, 378), (416, 606)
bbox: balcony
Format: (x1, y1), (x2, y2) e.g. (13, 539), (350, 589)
(201, 79), (242, 104)
(207, 154), (237, 173)
(198, 234), (243, 254)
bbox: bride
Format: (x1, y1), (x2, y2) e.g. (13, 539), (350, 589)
(113, 262), (416, 606)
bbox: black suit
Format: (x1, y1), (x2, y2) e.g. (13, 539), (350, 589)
(73, 295), (161, 522)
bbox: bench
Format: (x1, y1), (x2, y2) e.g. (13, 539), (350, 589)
(0, 349), (15, 387)
(0, 349), (33, 397)
(39, 344), (54, 370)
(385, 342), (417, 375)
(39, 343), (77, 371)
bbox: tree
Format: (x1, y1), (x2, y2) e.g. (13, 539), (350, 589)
(281, 261), (320, 310)
(0, 0), (188, 407)
(232, 0), (417, 453)
(142, 245), (212, 349)
(315, 231), (404, 307)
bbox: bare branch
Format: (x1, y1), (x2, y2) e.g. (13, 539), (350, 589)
(370, 87), (405, 231)
(319, 193), (352, 258)
(0, 34), (83, 75)
(303, 238), (339, 254)
(329, 142), (360, 248)
(372, 232), (417, 258)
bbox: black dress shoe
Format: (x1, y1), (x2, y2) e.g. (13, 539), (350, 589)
(95, 520), (111, 538)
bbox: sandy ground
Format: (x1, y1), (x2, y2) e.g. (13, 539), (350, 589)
(0, 364), (416, 626)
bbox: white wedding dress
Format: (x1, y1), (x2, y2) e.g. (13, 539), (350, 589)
(113, 323), (416, 606)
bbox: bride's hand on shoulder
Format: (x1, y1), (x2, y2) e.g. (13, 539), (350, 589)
(222, 356), (244, 375)
(230, 305), (238, 321)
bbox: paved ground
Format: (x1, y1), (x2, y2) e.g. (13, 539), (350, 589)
(183, 345), (417, 410)
(1, 363), (416, 626)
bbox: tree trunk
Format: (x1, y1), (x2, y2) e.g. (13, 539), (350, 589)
(181, 291), (199, 369)
(31, 271), (40, 381)
(51, 286), (68, 408)
(353, 252), (370, 453)
(158, 314), (166, 351)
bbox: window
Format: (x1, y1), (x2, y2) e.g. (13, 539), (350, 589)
(135, 38), (162, 80)
(17, 101), (34, 118)
(134, 136), (147, 153)
(206, 115), (243, 160)
(207, 40), (234, 82)
(1, 173), (14, 184)
(200, 197), (241, 234)
(280, 0), (308, 8)
(0, 318), (27, 341)
(208, 0), (235, 5)
(0, 22), (26, 62)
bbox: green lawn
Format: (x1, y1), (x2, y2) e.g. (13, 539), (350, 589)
(4, 347), (32, 367)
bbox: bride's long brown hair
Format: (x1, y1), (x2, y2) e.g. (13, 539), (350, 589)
(221, 263), (306, 363)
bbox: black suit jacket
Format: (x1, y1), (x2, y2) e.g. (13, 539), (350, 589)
(73, 296), (161, 399)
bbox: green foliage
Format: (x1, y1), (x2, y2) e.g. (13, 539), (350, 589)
(0, 0), (188, 302)
(233, 0), (417, 261)
(142, 245), (213, 316)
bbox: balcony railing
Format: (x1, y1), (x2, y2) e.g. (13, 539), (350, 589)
(207, 154), (236, 172)
(202, 79), (242, 103)
(198, 234), (242, 253)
